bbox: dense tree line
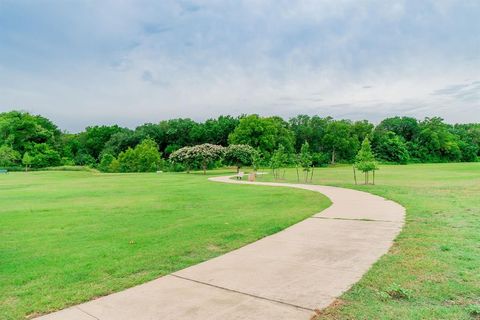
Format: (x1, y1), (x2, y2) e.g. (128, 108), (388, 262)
(0, 110), (479, 171)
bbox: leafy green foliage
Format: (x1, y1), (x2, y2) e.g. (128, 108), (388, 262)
(169, 143), (225, 174)
(0, 145), (20, 167)
(228, 114), (295, 158)
(117, 138), (163, 172)
(270, 144), (289, 179)
(224, 144), (255, 172)
(21, 152), (32, 171)
(322, 120), (361, 164)
(0, 110), (479, 171)
(373, 130), (410, 164)
(385, 283), (413, 300)
(98, 153), (116, 173)
(355, 138), (378, 184)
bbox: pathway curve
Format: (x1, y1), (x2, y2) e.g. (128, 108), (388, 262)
(38, 176), (405, 320)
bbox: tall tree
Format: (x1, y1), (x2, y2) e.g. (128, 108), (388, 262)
(322, 120), (359, 164)
(80, 125), (125, 161)
(372, 130), (410, 164)
(228, 114), (294, 159)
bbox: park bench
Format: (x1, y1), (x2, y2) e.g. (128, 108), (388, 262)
(236, 171), (244, 180)
(0, 169), (8, 174)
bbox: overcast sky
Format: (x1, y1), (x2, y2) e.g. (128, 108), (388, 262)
(0, 1), (479, 132)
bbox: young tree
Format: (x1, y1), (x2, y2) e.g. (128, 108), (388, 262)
(22, 152), (32, 172)
(225, 144), (255, 173)
(251, 148), (262, 173)
(354, 138), (378, 184)
(300, 142), (313, 182)
(270, 145), (288, 180)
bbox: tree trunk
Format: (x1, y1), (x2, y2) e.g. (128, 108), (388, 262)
(236, 166), (240, 174)
(353, 166), (357, 185)
(365, 172), (367, 184)
(331, 148), (336, 165)
(373, 170), (375, 185)
(310, 166), (314, 183)
(296, 166), (300, 182)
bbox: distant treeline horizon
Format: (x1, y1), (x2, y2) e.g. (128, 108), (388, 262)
(0, 110), (479, 170)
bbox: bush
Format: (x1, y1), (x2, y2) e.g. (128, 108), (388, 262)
(117, 138), (163, 172)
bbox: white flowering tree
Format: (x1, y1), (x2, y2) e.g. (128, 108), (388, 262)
(169, 146), (195, 173)
(170, 143), (225, 174)
(224, 144), (255, 173)
(192, 144), (225, 174)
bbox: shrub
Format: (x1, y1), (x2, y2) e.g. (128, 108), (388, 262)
(117, 138), (163, 173)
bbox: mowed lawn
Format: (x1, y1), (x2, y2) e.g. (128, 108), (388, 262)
(0, 171), (330, 319)
(256, 163), (480, 319)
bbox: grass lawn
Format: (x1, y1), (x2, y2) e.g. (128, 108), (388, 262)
(0, 170), (330, 319)
(255, 163), (480, 319)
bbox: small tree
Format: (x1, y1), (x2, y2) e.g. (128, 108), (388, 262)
(225, 144), (255, 173)
(170, 144), (225, 175)
(251, 148), (263, 173)
(354, 138), (378, 184)
(99, 153), (115, 172)
(270, 145), (288, 180)
(300, 142), (313, 183)
(190, 143), (225, 175)
(22, 152), (32, 172)
(133, 138), (163, 172)
(169, 146), (195, 173)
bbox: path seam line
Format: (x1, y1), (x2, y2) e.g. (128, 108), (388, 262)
(170, 274), (316, 312)
(74, 306), (101, 320)
(309, 216), (399, 223)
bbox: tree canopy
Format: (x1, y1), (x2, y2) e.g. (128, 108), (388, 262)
(1, 110), (479, 172)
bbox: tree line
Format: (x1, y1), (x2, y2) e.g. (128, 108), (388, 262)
(0, 110), (479, 172)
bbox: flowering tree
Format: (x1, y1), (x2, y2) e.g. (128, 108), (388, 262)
(224, 144), (255, 173)
(170, 143), (225, 174)
(169, 146), (195, 173)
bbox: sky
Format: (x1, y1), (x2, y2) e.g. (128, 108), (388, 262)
(0, 0), (479, 132)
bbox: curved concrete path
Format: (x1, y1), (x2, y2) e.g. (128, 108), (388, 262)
(37, 176), (405, 320)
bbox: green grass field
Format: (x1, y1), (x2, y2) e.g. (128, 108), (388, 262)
(255, 163), (480, 319)
(0, 170), (330, 319)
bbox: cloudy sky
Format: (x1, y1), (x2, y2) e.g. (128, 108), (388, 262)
(0, 0), (479, 132)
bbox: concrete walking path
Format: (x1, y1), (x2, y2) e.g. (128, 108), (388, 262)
(37, 176), (405, 320)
